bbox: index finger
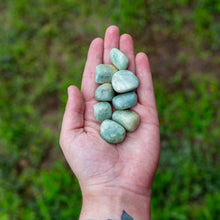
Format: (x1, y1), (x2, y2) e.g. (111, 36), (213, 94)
(81, 38), (104, 102)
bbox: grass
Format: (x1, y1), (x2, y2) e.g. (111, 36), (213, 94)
(0, 0), (219, 219)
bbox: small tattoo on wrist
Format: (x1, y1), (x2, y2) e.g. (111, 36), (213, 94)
(121, 210), (133, 220)
(86, 210), (133, 220)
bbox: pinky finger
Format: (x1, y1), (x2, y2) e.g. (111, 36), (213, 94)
(135, 52), (157, 111)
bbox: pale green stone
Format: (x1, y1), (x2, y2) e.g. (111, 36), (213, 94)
(93, 102), (112, 122)
(112, 70), (139, 93)
(100, 119), (126, 144)
(112, 110), (140, 132)
(95, 83), (115, 101)
(112, 92), (137, 110)
(110, 48), (129, 70)
(95, 64), (118, 84)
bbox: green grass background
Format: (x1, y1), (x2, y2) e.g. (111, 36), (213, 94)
(0, 0), (220, 219)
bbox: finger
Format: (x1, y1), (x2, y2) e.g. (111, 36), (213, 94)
(81, 38), (104, 102)
(119, 34), (135, 73)
(135, 52), (157, 110)
(60, 85), (85, 143)
(103, 25), (120, 64)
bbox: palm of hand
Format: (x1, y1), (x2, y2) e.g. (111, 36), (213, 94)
(60, 26), (160, 196)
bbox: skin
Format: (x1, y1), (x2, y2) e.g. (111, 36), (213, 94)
(60, 25), (160, 220)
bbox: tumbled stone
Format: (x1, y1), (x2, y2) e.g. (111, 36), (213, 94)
(110, 48), (129, 70)
(95, 83), (115, 101)
(112, 70), (139, 93)
(100, 119), (126, 144)
(93, 102), (112, 122)
(112, 92), (137, 110)
(112, 110), (140, 132)
(95, 64), (118, 84)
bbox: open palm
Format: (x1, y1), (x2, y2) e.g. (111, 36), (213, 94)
(60, 26), (160, 198)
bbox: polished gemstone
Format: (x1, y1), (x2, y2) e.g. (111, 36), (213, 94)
(110, 48), (129, 70)
(95, 64), (118, 84)
(93, 102), (112, 122)
(112, 110), (140, 132)
(112, 92), (137, 110)
(100, 119), (126, 144)
(112, 70), (139, 93)
(95, 83), (115, 101)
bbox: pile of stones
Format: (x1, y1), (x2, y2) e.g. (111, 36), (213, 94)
(93, 48), (140, 144)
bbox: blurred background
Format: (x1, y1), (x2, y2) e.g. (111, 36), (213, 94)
(0, 0), (219, 219)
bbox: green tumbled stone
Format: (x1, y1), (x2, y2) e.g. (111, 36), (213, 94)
(95, 64), (118, 84)
(95, 83), (115, 101)
(112, 70), (139, 93)
(110, 48), (129, 70)
(100, 119), (126, 144)
(112, 92), (137, 110)
(112, 110), (140, 132)
(93, 102), (112, 122)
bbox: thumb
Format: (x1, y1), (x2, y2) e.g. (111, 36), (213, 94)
(60, 85), (85, 144)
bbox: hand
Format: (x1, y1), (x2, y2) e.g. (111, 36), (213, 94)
(60, 26), (160, 220)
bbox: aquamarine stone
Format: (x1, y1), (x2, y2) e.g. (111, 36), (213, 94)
(112, 110), (140, 132)
(93, 102), (112, 122)
(110, 48), (129, 70)
(112, 92), (137, 110)
(95, 83), (115, 101)
(100, 119), (126, 144)
(95, 64), (118, 84)
(112, 70), (139, 93)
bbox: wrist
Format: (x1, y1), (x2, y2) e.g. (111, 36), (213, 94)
(79, 186), (151, 220)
